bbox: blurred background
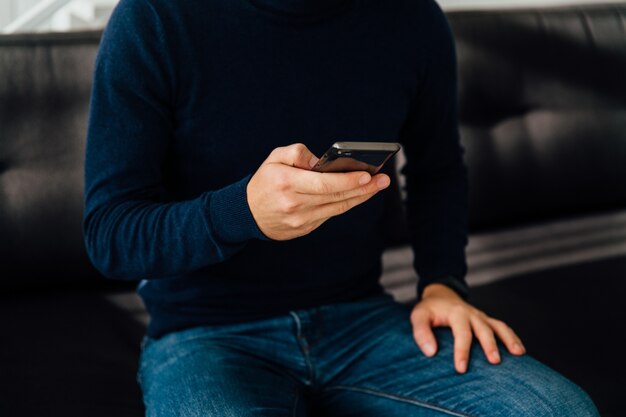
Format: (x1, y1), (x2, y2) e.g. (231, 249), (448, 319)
(1, 0), (625, 33)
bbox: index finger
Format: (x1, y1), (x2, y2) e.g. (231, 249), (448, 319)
(291, 169), (372, 195)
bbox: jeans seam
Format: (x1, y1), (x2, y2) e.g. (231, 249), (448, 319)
(289, 311), (316, 386)
(324, 385), (476, 417)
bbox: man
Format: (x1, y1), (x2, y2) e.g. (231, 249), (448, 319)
(84, 0), (599, 415)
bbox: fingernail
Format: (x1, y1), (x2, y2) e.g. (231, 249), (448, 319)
(377, 176), (390, 189)
(492, 350), (501, 363)
(308, 155), (319, 168)
(422, 343), (436, 357)
(514, 342), (526, 354)
(458, 360), (467, 373)
(359, 174), (371, 185)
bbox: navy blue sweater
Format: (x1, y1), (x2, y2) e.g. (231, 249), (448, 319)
(84, 0), (469, 338)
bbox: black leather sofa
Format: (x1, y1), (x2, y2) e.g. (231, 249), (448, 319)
(1, 3), (625, 416)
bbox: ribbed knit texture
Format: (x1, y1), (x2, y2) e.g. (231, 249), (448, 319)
(84, 0), (469, 338)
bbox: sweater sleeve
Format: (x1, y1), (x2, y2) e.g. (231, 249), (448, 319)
(400, 0), (470, 300)
(83, 0), (265, 281)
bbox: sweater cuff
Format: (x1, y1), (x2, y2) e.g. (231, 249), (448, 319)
(418, 275), (470, 301)
(205, 175), (267, 245)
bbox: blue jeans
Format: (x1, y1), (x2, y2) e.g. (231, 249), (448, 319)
(138, 294), (599, 416)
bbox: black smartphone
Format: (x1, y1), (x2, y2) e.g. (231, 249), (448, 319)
(311, 142), (401, 175)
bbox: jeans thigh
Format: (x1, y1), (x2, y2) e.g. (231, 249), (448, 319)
(318, 307), (599, 417)
(138, 327), (309, 417)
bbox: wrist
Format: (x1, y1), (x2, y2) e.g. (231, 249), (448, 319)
(422, 283), (460, 299)
(419, 275), (470, 301)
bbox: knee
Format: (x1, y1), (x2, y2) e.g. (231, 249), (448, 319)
(528, 377), (598, 417)
(485, 361), (600, 417)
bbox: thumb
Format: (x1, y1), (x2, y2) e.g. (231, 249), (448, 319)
(266, 143), (319, 170)
(411, 308), (438, 358)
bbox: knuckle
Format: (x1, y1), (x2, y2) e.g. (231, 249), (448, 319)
(286, 216), (306, 229)
(478, 328), (494, 340)
(455, 352), (470, 363)
(292, 142), (306, 152)
(335, 200), (351, 215)
(451, 304), (468, 316)
(291, 143), (307, 159)
(491, 319), (507, 329)
(479, 330), (496, 343)
(357, 186), (371, 197)
(453, 326), (472, 340)
(454, 348), (469, 359)
(364, 180), (379, 193)
(269, 147), (281, 158)
(458, 331), (473, 341)
(275, 171), (292, 191)
(281, 145), (298, 162)
(317, 179), (333, 195)
(476, 311), (490, 321)
(410, 308), (423, 320)
(410, 306), (429, 321)
(280, 197), (299, 214)
(330, 190), (346, 201)
(486, 339), (498, 349)
(271, 146), (287, 161)
(471, 313), (490, 328)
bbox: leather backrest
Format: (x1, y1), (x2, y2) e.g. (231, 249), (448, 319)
(0, 31), (104, 288)
(1, 4), (625, 286)
(448, 4), (626, 232)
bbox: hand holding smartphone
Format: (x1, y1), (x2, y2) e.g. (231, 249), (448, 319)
(247, 143), (394, 240)
(311, 141), (401, 175)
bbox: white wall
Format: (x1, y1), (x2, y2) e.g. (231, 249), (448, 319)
(1, 0), (117, 33)
(1, 0), (625, 32)
(0, 0), (40, 29)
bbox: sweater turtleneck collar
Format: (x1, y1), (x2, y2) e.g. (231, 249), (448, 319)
(248, 0), (352, 17)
